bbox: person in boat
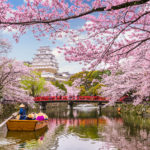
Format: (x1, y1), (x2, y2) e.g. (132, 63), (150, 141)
(36, 112), (45, 121)
(19, 104), (26, 120)
(43, 114), (48, 120)
(31, 112), (37, 120)
(26, 114), (33, 120)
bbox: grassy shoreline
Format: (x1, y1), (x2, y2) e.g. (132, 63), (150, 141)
(102, 103), (150, 116)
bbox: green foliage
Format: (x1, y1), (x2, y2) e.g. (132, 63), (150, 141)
(24, 62), (32, 67)
(51, 80), (67, 93)
(119, 104), (150, 116)
(84, 83), (105, 96)
(63, 80), (72, 86)
(20, 71), (46, 97)
(120, 113), (150, 134)
(69, 70), (110, 96)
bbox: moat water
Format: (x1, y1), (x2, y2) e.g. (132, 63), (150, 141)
(0, 104), (150, 150)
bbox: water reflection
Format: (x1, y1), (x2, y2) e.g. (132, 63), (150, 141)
(7, 127), (48, 143)
(0, 104), (150, 150)
(4, 128), (47, 150)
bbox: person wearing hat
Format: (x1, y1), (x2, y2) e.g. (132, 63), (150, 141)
(19, 104), (26, 120)
(43, 114), (48, 120)
(26, 114), (34, 120)
(36, 112), (45, 121)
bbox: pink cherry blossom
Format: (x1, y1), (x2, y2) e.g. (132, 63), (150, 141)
(0, 57), (33, 104)
(40, 81), (63, 96)
(64, 84), (80, 96)
(0, 0), (149, 66)
(101, 57), (150, 105)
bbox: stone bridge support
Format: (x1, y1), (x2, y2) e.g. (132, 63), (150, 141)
(40, 102), (47, 112)
(68, 101), (74, 110)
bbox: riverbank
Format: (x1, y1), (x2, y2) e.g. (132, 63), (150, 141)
(1, 103), (150, 118)
(102, 103), (150, 117)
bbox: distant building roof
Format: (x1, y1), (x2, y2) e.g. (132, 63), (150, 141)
(24, 61), (32, 65)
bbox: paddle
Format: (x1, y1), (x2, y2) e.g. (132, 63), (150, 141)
(0, 112), (18, 128)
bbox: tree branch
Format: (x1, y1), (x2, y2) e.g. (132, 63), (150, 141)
(0, 0), (149, 26)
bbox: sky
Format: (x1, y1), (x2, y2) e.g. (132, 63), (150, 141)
(2, 29), (85, 74)
(1, 0), (86, 74)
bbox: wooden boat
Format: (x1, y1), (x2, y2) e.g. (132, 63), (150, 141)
(6, 119), (48, 131)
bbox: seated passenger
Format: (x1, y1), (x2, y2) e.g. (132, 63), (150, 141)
(26, 114), (34, 120)
(19, 104), (26, 120)
(31, 112), (37, 120)
(43, 114), (48, 120)
(36, 112), (45, 121)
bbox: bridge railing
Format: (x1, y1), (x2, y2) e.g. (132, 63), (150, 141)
(34, 96), (109, 102)
(34, 95), (129, 102)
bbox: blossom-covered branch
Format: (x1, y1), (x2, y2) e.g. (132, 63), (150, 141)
(0, 0), (150, 66)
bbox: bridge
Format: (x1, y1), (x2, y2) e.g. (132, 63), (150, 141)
(34, 96), (109, 110)
(34, 96), (126, 111)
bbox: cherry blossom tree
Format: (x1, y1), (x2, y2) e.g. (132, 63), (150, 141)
(3, 86), (34, 104)
(64, 84), (80, 96)
(40, 81), (63, 96)
(0, 57), (33, 104)
(101, 57), (150, 105)
(0, 0), (149, 66)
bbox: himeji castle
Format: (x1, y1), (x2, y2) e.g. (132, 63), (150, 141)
(31, 46), (70, 81)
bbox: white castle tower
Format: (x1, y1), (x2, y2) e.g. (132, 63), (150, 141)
(32, 46), (58, 80)
(32, 46), (70, 81)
